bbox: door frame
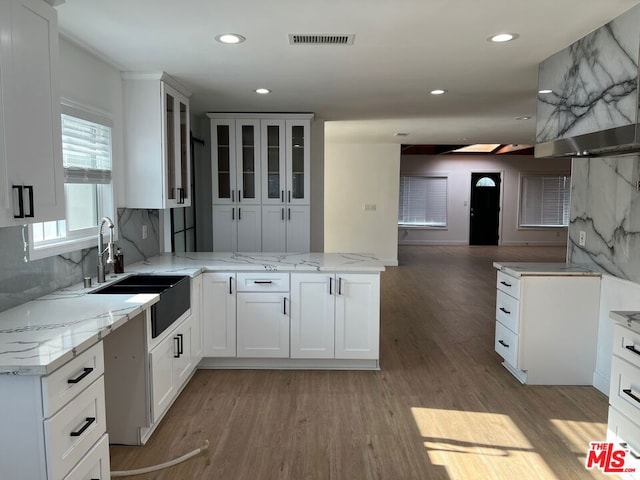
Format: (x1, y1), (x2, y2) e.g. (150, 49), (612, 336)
(468, 170), (504, 246)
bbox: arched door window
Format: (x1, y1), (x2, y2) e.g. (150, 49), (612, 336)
(475, 177), (496, 187)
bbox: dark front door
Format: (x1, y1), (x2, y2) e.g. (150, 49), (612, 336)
(469, 172), (501, 245)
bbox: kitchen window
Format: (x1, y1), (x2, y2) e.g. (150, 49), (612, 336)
(398, 175), (447, 227)
(29, 102), (114, 259)
(519, 174), (570, 228)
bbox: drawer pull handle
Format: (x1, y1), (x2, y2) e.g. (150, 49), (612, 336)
(70, 417), (96, 437)
(174, 336), (181, 358)
(622, 388), (640, 404)
(67, 367), (94, 384)
(499, 307), (511, 315)
(498, 340), (510, 348)
(625, 345), (640, 357)
(254, 281), (273, 284)
(500, 281), (512, 287)
(620, 443), (640, 460)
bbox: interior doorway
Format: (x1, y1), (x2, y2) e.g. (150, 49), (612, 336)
(469, 172), (501, 245)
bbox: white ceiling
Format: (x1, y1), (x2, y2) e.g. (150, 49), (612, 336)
(57, 0), (640, 145)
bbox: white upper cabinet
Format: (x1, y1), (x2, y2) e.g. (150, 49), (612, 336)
(261, 119), (286, 205)
(0, 0), (64, 226)
(122, 73), (191, 209)
(285, 119), (310, 205)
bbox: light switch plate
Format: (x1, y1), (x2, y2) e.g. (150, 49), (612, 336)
(364, 204), (377, 211)
(579, 230), (586, 246)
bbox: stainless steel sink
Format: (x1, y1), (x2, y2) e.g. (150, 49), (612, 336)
(91, 274), (190, 338)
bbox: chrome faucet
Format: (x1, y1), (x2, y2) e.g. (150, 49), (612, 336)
(97, 216), (116, 283)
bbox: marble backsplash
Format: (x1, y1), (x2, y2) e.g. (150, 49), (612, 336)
(0, 208), (159, 313)
(568, 155), (640, 282)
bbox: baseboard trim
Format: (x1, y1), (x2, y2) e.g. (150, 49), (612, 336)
(198, 357), (380, 370)
(398, 240), (468, 246)
(382, 258), (398, 266)
(593, 371), (610, 396)
(500, 241), (567, 246)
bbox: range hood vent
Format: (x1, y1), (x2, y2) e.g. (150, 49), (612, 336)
(535, 124), (640, 159)
(288, 34), (355, 45)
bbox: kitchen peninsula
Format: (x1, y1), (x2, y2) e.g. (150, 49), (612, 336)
(0, 252), (384, 480)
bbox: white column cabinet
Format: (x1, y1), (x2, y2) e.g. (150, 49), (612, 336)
(236, 205), (262, 252)
(190, 274), (203, 364)
(237, 292), (290, 358)
(209, 113), (312, 252)
(122, 73), (191, 209)
(202, 273), (237, 357)
(0, 0), (65, 227)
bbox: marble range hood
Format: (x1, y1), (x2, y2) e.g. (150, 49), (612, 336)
(534, 4), (640, 159)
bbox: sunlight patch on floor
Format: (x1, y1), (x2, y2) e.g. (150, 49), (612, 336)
(411, 407), (558, 480)
(550, 418), (612, 478)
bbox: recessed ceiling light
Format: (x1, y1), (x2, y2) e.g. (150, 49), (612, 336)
(255, 88), (271, 94)
(488, 33), (519, 43)
(216, 33), (246, 44)
(538, 89), (553, 94)
(515, 116), (532, 120)
(394, 132), (409, 137)
(430, 89), (447, 95)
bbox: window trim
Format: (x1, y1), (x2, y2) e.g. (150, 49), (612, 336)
(28, 100), (116, 260)
(517, 172), (571, 229)
(398, 174), (449, 229)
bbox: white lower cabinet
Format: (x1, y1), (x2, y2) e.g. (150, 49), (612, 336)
(237, 292), (290, 357)
(190, 273), (203, 364)
(262, 205), (310, 253)
(63, 433), (110, 480)
(203, 272), (237, 356)
(212, 205), (261, 252)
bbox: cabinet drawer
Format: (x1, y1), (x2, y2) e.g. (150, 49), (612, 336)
(614, 323), (640, 370)
(63, 433), (110, 480)
(495, 321), (518, 368)
(236, 272), (289, 292)
(496, 290), (520, 333)
(607, 406), (640, 473)
(45, 377), (107, 480)
(496, 271), (520, 299)
(42, 342), (104, 417)
(610, 355), (640, 424)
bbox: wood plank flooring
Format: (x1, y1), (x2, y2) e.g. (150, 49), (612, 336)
(110, 246), (613, 479)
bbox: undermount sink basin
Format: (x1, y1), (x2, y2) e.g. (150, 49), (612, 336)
(90, 274), (190, 338)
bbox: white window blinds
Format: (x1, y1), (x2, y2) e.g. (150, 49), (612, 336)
(398, 176), (447, 227)
(61, 113), (112, 184)
(520, 174), (570, 227)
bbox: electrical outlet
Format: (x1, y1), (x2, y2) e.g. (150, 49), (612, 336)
(142, 225), (148, 239)
(579, 230), (586, 246)
(364, 204), (377, 211)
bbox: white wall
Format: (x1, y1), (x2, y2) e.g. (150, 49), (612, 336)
(324, 142), (400, 265)
(58, 37), (126, 207)
(399, 154), (572, 246)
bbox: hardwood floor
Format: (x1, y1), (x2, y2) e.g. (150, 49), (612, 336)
(110, 246), (613, 479)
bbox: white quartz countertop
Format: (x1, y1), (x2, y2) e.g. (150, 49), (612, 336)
(493, 262), (600, 277)
(610, 311), (640, 334)
(0, 252), (384, 375)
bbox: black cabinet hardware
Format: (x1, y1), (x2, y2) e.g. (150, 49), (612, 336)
(498, 340), (509, 348)
(254, 280), (273, 284)
(625, 345), (640, 357)
(67, 367), (94, 384)
(239, 190), (242, 202)
(338, 277), (343, 295)
(500, 281), (512, 287)
(70, 417), (96, 437)
(177, 333), (184, 355)
(623, 388), (640, 404)
(229, 276), (233, 295)
(232, 207), (235, 220)
(238, 207), (241, 220)
(288, 208), (291, 221)
(281, 190), (284, 203)
(329, 277), (333, 295)
(174, 336), (180, 358)
(24, 185), (34, 217)
(499, 307), (511, 315)
(281, 208), (284, 221)
(284, 297), (287, 315)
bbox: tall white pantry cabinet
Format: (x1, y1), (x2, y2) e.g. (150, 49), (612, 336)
(209, 113), (312, 253)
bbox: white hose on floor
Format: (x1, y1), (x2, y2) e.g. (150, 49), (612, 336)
(110, 440), (209, 478)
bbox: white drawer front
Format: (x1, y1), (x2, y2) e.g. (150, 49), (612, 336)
(496, 271), (520, 299)
(607, 407), (640, 476)
(610, 355), (640, 424)
(45, 377), (107, 480)
(495, 321), (518, 368)
(63, 433), (110, 480)
(42, 342), (104, 418)
(614, 323), (640, 370)
(496, 290), (520, 333)
(236, 272), (290, 292)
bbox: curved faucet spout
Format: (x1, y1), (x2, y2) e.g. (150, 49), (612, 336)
(97, 216), (116, 283)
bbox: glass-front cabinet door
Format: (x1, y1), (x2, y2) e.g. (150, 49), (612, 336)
(164, 89), (177, 203)
(211, 119), (236, 205)
(261, 120), (286, 204)
(178, 98), (190, 204)
(286, 119), (310, 205)
(162, 82), (191, 207)
(235, 119), (261, 205)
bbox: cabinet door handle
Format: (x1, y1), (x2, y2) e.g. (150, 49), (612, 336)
(67, 367), (94, 384)
(288, 190), (291, 202)
(625, 345), (640, 357)
(283, 297), (287, 315)
(500, 281), (512, 287)
(281, 208), (284, 221)
(620, 443), (640, 460)
(254, 280), (273, 284)
(623, 388), (640, 404)
(70, 417), (96, 437)
(229, 276), (233, 295)
(239, 190), (242, 202)
(498, 340), (509, 348)
(329, 277), (333, 295)
(232, 207), (235, 220)
(238, 207), (241, 220)
(281, 190), (284, 203)
(232, 190), (235, 202)
(179, 187), (185, 204)
(177, 333), (184, 355)
(24, 185), (34, 218)
(174, 336), (181, 358)
(12, 185), (24, 218)
(338, 277), (343, 295)
(499, 307), (511, 315)
(288, 208), (291, 221)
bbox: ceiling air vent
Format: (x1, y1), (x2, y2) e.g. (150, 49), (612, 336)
(289, 34), (355, 46)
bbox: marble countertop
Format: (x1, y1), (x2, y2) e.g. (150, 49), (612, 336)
(610, 311), (640, 334)
(0, 252), (384, 375)
(493, 262), (601, 278)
